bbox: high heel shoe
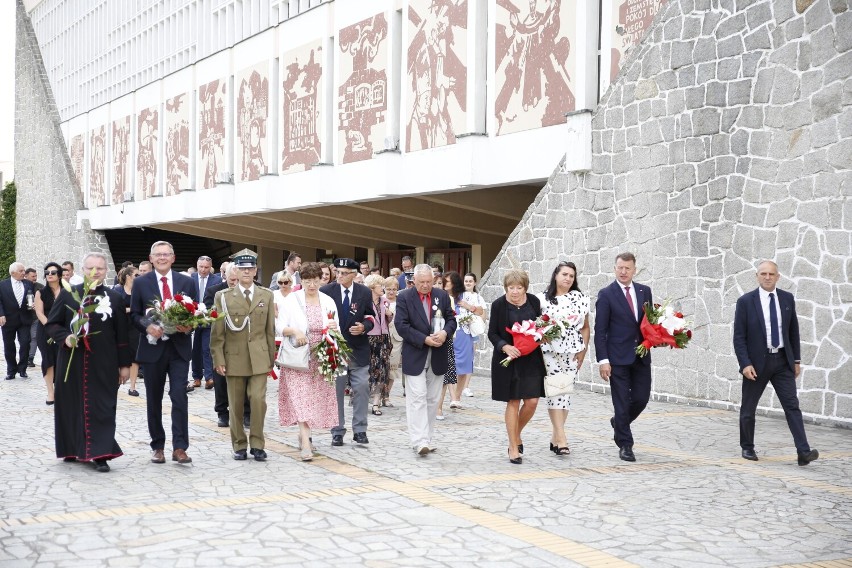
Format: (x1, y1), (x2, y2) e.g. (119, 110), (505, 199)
(371, 405), (383, 416)
(518, 443), (524, 456)
(555, 446), (570, 455)
(550, 442), (556, 453)
(298, 436), (313, 461)
(508, 448), (522, 465)
(46, 400), (55, 406)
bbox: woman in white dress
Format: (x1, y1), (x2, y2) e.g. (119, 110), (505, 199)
(273, 272), (294, 333)
(536, 262), (590, 456)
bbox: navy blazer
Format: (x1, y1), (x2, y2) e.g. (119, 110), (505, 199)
(733, 288), (800, 375)
(394, 286), (457, 376)
(192, 272), (222, 304)
(319, 282), (376, 368)
(594, 280), (653, 366)
(0, 278), (35, 327)
(130, 270), (198, 363)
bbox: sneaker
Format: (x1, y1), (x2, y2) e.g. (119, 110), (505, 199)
(436, 414), (445, 421)
(462, 388), (473, 397)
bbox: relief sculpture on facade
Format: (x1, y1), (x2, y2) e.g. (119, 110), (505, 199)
(198, 79), (227, 189)
(111, 116), (130, 204)
(281, 43), (323, 174)
(70, 134), (84, 200)
(137, 106), (158, 199)
(89, 125), (106, 207)
(236, 66), (269, 182)
(165, 94), (190, 195)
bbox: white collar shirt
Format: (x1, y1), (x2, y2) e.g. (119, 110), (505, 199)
(156, 270), (174, 299)
(758, 287), (784, 349)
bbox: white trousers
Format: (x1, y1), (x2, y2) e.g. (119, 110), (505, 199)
(404, 351), (444, 449)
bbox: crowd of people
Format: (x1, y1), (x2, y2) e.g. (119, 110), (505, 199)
(0, 246), (819, 471)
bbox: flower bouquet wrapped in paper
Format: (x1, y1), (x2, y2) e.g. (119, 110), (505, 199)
(500, 314), (562, 366)
(636, 301), (693, 357)
(313, 310), (353, 385)
(146, 294), (222, 344)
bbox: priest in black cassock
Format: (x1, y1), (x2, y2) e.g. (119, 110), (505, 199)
(46, 252), (132, 472)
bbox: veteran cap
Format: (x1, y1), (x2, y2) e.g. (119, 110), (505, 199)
(334, 258), (359, 270)
(231, 248), (258, 268)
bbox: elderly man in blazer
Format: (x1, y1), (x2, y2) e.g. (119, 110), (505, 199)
(130, 241), (198, 465)
(210, 249), (275, 461)
(733, 260), (818, 466)
(594, 252), (653, 462)
(394, 264), (457, 455)
(320, 258), (376, 446)
(189, 255), (223, 391)
(0, 262), (35, 380)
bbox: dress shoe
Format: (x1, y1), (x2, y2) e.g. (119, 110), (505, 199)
(619, 446), (636, 462)
(46, 400), (55, 406)
(128, 389), (139, 397)
(610, 417), (617, 443)
(797, 449), (819, 466)
(94, 459), (110, 473)
(193, 378), (202, 388)
(233, 449), (247, 460)
(63, 457), (77, 462)
(27, 359), (36, 368)
(19, 371), (28, 379)
(4, 375), (14, 380)
(186, 383), (195, 392)
(243, 416), (251, 428)
(331, 435), (344, 446)
(217, 415), (229, 428)
(353, 432), (369, 444)
(518, 443), (524, 456)
(151, 449), (166, 464)
(417, 445), (430, 456)
(172, 449), (192, 464)
(508, 448), (522, 464)
(742, 449), (758, 461)
(205, 379), (214, 389)
(250, 448), (267, 461)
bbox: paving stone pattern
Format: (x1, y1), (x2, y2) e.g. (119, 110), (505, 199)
(476, 0), (852, 426)
(0, 354), (850, 567)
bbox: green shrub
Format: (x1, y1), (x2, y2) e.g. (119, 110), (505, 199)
(0, 181), (16, 277)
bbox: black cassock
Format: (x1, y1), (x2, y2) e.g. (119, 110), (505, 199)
(46, 285), (132, 461)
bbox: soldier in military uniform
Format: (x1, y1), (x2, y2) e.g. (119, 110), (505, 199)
(210, 249), (276, 461)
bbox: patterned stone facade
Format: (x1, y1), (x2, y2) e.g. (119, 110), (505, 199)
(13, 1), (114, 275)
(476, 0), (851, 426)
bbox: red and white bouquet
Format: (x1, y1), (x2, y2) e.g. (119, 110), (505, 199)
(636, 301), (693, 357)
(313, 310), (353, 385)
(500, 314), (562, 366)
(146, 294), (222, 344)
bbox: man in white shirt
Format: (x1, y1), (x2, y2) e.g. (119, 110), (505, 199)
(61, 261), (84, 285)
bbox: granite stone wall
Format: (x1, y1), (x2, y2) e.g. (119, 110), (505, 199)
(13, 0), (114, 275)
(476, 0), (851, 426)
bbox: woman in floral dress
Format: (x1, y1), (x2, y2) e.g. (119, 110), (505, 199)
(277, 263), (340, 461)
(537, 262), (590, 456)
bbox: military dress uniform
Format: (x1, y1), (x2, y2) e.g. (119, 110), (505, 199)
(210, 250), (276, 460)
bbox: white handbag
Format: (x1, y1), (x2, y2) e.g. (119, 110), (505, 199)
(276, 336), (310, 370)
(467, 314), (486, 337)
(544, 372), (575, 398)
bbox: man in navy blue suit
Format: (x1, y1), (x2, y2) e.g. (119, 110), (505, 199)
(320, 258), (376, 447)
(189, 255), (222, 391)
(594, 252), (653, 462)
(733, 260), (818, 466)
(130, 241), (198, 464)
(0, 262), (35, 380)
(394, 264), (457, 455)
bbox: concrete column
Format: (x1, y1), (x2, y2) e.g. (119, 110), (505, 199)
(415, 246), (425, 265)
(257, 245), (283, 284)
(367, 247), (376, 268)
(470, 244), (482, 278)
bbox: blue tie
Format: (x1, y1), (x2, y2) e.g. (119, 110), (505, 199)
(342, 288), (350, 328)
(769, 293), (780, 348)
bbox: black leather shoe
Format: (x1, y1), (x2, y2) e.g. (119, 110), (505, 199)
(610, 417), (617, 443)
(243, 416), (251, 428)
(233, 449), (247, 460)
(186, 383), (195, 392)
(619, 446), (636, 462)
(27, 359), (36, 368)
(217, 416), (229, 428)
(19, 371), (28, 379)
(353, 432), (369, 444)
(331, 435), (344, 446)
(94, 459), (110, 472)
(797, 449), (819, 466)
(4, 375), (14, 380)
(742, 449), (758, 461)
(249, 448), (267, 461)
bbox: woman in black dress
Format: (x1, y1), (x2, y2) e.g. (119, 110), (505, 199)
(488, 269), (546, 464)
(34, 262), (63, 405)
(113, 266), (142, 396)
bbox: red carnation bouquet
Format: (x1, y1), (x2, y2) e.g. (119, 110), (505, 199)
(146, 294), (222, 344)
(636, 300), (693, 357)
(500, 314), (562, 366)
(313, 310), (353, 385)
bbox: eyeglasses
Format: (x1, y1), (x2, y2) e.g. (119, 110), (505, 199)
(45, 270), (60, 276)
(338, 270), (357, 276)
(152, 253), (173, 258)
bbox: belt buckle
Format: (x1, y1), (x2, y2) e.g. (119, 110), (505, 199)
(768, 347), (780, 354)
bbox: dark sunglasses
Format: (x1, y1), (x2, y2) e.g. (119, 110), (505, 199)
(45, 270), (60, 276)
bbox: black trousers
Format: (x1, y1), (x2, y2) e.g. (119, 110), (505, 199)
(609, 358), (652, 448)
(142, 341), (190, 451)
(739, 351), (810, 453)
(2, 322), (31, 376)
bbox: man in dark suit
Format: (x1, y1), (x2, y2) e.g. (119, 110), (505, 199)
(189, 255), (222, 391)
(0, 262), (35, 379)
(320, 258), (376, 446)
(130, 241), (198, 465)
(394, 264), (457, 455)
(733, 260), (818, 466)
(594, 252), (653, 462)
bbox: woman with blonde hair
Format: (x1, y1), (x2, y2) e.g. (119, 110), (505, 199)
(364, 274), (392, 415)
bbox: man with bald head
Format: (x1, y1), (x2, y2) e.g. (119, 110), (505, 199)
(733, 260), (818, 466)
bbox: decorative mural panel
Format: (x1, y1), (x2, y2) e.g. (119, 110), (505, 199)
(111, 115), (130, 204)
(137, 106), (158, 199)
(165, 93), (190, 195)
(406, 0), (468, 152)
(236, 64), (269, 182)
(198, 79), (227, 189)
(89, 125), (106, 207)
(610, 0), (668, 81)
(494, 0), (577, 136)
(70, 134), (84, 200)
(338, 13), (388, 164)
(281, 42), (323, 174)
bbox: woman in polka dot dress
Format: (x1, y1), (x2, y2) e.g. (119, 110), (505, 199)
(537, 262), (590, 456)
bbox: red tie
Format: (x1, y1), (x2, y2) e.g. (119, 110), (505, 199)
(161, 276), (173, 300)
(420, 293), (431, 320)
(625, 286), (635, 320)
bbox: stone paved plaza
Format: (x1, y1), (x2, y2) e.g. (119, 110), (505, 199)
(0, 356), (850, 568)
